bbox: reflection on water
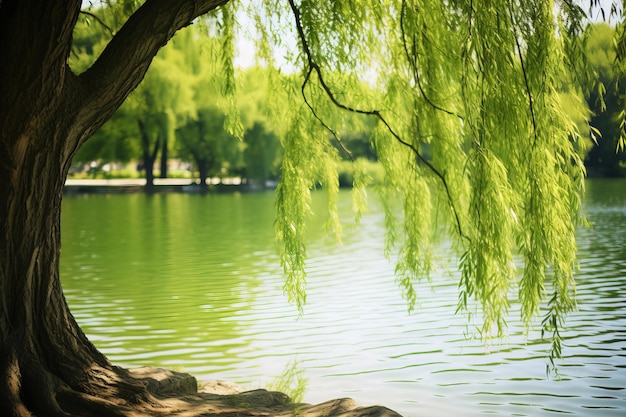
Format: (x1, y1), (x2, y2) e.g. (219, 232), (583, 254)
(61, 180), (626, 417)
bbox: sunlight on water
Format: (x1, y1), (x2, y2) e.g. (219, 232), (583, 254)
(61, 180), (626, 417)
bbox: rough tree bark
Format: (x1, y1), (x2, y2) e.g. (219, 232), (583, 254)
(0, 0), (228, 415)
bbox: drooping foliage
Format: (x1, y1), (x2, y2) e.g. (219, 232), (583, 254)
(71, 10), (142, 167)
(228, 0), (616, 367)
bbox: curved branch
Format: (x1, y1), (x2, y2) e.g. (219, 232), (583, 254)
(399, 0), (463, 120)
(288, 0), (467, 241)
(508, 4), (539, 147)
(79, 10), (114, 36)
(301, 68), (354, 159)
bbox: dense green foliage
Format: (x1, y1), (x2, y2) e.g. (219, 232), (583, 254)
(259, 0), (592, 368)
(74, 0), (626, 367)
(585, 23), (626, 176)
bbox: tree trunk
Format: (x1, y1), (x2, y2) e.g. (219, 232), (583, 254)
(138, 119), (160, 192)
(198, 158), (210, 187)
(0, 0), (229, 415)
(0, 44), (157, 417)
(0, 136), (156, 417)
(160, 137), (169, 178)
(0, 79), (158, 417)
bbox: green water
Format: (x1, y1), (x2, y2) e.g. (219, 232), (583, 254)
(60, 181), (626, 416)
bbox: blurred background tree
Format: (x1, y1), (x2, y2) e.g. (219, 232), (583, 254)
(584, 23), (626, 176)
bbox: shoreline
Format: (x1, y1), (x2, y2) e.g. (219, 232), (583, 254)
(63, 178), (274, 194)
(130, 366), (404, 417)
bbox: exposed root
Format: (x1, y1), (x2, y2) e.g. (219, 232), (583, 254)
(56, 388), (144, 417)
(0, 351), (32, 417)
(0, 350), (165, 417)
(1, 360), (405, 417)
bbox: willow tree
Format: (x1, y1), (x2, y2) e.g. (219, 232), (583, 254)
(0, 0), (619, 415)
(272, 0), (593, 361)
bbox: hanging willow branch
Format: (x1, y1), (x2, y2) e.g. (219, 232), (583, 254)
(508, 4), (539, 147)
(79, 10), (116, 35)
(399, 0), (463, 121)
(287, 0), (468, 242)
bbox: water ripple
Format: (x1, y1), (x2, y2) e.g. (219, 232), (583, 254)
(61, 183), (626, 417)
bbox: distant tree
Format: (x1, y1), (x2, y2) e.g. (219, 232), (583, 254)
(585, 23), (626, 176)
(243, 121), (281, 185)
(72, 108), (140, 171)
(129, 40), (195, 189)
(70, 8), (142, 171)
(167, 18), (244, 186)
(177, 106), (240, 186)
(235, 67), (287, 185)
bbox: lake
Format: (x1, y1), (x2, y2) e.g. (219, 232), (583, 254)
(60, 179), (626, 416)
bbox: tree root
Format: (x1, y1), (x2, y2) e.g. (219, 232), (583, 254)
(1, 358), (405, 417)
(0, 352), (165, 417)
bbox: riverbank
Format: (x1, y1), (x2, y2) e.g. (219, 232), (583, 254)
(130, 366), (403, 417)
(64, 178), (274, 194)
(65, 178), (188, 193)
